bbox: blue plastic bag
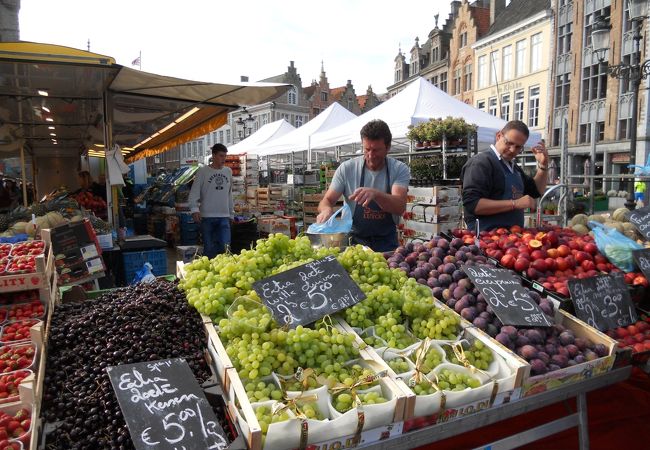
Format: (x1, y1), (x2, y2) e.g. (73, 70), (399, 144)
(307, 203), (353, 234)
(132, 262), (157, 284)
(589, 221), (642, 272)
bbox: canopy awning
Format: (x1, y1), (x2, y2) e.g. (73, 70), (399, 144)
(0, 41), (290, 161)
(227, 119), (296, 154)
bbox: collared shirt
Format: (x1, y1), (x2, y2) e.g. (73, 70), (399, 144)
(491, 144), (515, 173)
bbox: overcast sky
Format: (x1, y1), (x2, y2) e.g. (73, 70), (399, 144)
(19, 0), (452, 94)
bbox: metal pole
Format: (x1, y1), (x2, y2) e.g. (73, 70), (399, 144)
(589, 118), (597, 214)
(103, 91), (115, 227)
(19, 144), (27, 207)
(626, 19), (641, 210)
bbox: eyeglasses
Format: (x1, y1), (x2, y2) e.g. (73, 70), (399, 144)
(501, 135), (525, 151)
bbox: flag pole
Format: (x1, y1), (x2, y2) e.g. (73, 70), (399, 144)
(138, 50), (142, 70)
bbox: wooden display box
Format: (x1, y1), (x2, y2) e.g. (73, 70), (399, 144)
(478, 309), (618, 398)
(0, 251), (53, 293)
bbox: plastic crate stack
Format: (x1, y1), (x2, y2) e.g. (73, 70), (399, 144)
(176, 212), (200, 246)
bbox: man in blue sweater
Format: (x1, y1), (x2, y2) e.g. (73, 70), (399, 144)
(461, 120), (548, 232)
(188, 144), (234, 258)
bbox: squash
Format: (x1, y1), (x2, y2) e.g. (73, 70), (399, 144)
(612, 207), (629, 222)
(569, 213), (589, 227)
(11, 222), (28, 235)
(572, 224), (590, 234)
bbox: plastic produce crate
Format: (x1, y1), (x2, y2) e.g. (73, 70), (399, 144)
(122, 249), (168, 284)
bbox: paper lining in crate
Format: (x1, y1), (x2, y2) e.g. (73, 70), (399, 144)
(407, 186), (461, 205)
(333, 314), (524, 428)
(404, 204), (462, 223)
(480, 308), (618, 398)
(223, 360), (405, 450)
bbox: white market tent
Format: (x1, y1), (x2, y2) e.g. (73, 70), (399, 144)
(310, 77), (542, 150)
(227, 119), (295, 154)
(250, 102), (357, 158)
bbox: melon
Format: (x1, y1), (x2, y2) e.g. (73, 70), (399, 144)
(588, 214), (606, 223)
(569, 214), (589, 227)
(11, 222), (28, 234)
(46, 212), (66, 227)
(612, 207), (629, 222)
(572, 224), (589, 235)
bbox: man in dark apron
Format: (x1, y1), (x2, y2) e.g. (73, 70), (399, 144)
(461, 120), (549, 232)
(316, 120), (410, 252)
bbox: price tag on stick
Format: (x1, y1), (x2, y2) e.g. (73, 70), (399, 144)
(253, 255), (366, 328)
(107, 358), (228, 450)
(628, 205), (650, 241)
(462, 266), (553, 327)
(567, 273), (638, 331)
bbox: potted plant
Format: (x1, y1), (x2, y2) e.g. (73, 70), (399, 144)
(406, 125), (423, 148)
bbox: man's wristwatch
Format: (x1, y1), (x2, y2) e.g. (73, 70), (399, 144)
(537, 163), (548, 171)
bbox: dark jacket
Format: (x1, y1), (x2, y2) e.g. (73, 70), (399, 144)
(461, 150), (541, 223)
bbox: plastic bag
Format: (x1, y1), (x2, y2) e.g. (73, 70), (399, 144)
(132, 262), (156, 284)
(589, 221), (643, 272)
(307, 203), (352, 234)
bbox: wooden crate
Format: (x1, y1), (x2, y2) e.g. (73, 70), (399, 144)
(482, 309), (619, 398)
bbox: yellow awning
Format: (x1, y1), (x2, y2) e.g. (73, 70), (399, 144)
(0, 41), (115, 65)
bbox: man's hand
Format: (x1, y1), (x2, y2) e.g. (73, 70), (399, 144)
(531, 140), (549, 168)
(349, 187), (381, 207)
(515, 195), (537, 210)
(192, 212), (201, 223)
(316, 206), (333, 223)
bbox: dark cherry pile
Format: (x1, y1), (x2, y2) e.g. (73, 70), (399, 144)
(42, 280), (212, 450)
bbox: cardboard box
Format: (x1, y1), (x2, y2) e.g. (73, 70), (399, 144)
(407, 186), (461, 205)
(404, 204), (462, 223)
(401, 220), (461, 239)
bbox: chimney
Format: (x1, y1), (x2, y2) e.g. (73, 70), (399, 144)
(490, 0), (506, 25)
(240, 76), (249, 82)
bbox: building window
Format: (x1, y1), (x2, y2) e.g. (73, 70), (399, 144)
(502, 45), (512, 81)
(288, 86), (297, 105)
(453, 68), (462, 95)
(313, 107), (320, 115)
(412, 59), (419, 75)
(192, 141), (197, 158)
(347, 99), (354, 110)
(395, 69), (401, 83)
(432, 46), (439, 62)
(618, 118), (632, 140)
(440, 72), (448, 93)
(431, 75), (439, 87)
(460, 31), (468, 48)
(515, 40), (526, 76)
(488, 97), (497, 116)
(528, 86), (540, 127)
(219, 130), (224, 143)
(464, 64), (472, 91)
(501, 94), (511, 121)
(514, 90), (525, 121)
(320, 91), (328, 102)
(477, 56), (487, 88)
(296, 115), (303, 127)
(584, 6), (611, 48)
(557, 22), (572, 55)
(489, 50), (499, 85)
(579, 122), (605, 144)
(262, 114), (269, 125)
(477, 100), (486, 111)
(530, 33), (542, 72)
(581, 62), (608, 101)
(555, 73), (571, 107)
(226, 130), (231, 144)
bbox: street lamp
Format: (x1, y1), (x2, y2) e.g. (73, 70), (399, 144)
(235, 107), (255, 142)
(591, 0), (650, 210)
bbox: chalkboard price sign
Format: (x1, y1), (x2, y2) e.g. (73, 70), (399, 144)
(107, 358), (228, 450)
(628, 205), (650, 241)
(253, 255), (366, 328)
(462, 266), (553, 327)
(633, 248), (650, 280)
(567, 274), (638, 331)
